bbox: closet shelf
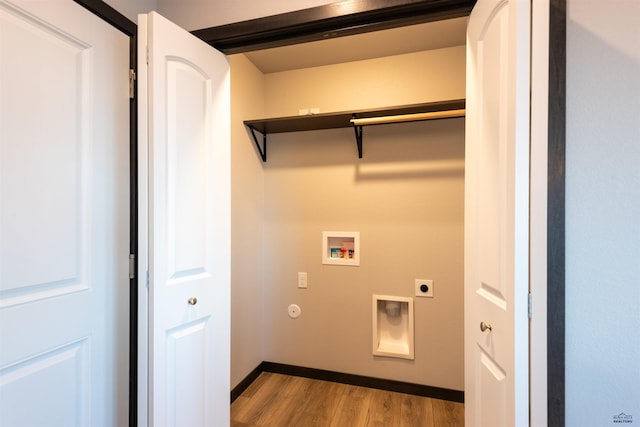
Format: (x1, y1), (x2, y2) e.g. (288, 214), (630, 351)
(244, 99), (465, 162)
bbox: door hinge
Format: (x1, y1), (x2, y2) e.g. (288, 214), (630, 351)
(128, 253), (136, 279)
(528, 292), (533, 319)
(129, 69), (136, 99)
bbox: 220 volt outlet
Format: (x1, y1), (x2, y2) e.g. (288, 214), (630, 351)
(415, 279), (434, 298)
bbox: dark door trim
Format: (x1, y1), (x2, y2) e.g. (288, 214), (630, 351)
(547, 0), (566, 425)
(191, 0), (476, 54)
(71, 2), (138, 426)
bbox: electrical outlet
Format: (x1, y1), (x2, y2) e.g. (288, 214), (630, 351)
(298, 272), (308, 288)
(415, 279), (434, 298)
(288, 304), (301, 318)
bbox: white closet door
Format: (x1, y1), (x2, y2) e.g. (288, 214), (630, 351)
(465, 0), (531, 425)
(138, 11), (231, 427)
(0, 1), (129, 425)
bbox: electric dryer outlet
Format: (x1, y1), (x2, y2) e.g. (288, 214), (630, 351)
(415, 279), (434, 298)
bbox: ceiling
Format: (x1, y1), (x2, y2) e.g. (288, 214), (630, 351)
(242, 16), (468, 73)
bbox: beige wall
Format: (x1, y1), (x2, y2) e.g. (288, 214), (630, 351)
(103, 0), (156, 22)
(229, 55), (266, 388)
(256, 48), (465, 390)
(156, 0), (336, 30)
(104, 0), (334, 29)
(264, 46), (466, 117)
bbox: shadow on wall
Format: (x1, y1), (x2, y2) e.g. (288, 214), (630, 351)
(355, 158), (464, 181)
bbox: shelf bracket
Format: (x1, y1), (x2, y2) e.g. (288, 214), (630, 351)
(353, 124), (363, 159)
(248, 127), (267, 162)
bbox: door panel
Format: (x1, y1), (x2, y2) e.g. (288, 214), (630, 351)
(477, 346), (507, 426)
(167, 320), (208, 425)
(0, 340), (89, 426)
(0, 0), (90, 306)
(139, 11), (230, 426)
(0, 1), (129, 426)
(477, 2), (508, 312)
(465, 0), (530, 425)
(167, 60), (210, 279)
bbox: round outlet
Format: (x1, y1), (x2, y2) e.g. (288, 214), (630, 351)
(288, 304), (301, 319)
(420, 284), (429, 293)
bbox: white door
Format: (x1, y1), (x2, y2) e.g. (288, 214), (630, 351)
(0, 1), (129, 426)
(464, 0), (530, 426)
(138, 11), (231, 427)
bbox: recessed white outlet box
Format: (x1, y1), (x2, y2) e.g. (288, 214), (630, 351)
(288, 304), (301, 319)
(415, 279), (434, 298)
(372, 295), (414, 360)
(322, 231), (360, 266)
(298, 272), (307, 288)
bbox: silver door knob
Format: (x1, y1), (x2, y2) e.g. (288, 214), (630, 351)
(480, 321), (492, 332)
(188, 297), (198, 305)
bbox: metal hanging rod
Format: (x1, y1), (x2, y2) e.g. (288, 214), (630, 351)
(350, 108), (465, 158)
(350, 109), (465, 127)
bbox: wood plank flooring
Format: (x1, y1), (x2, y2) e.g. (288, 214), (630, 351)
(231, 372), (464, 427)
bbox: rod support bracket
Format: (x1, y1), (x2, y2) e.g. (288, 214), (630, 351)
(353, 123), (363, 159)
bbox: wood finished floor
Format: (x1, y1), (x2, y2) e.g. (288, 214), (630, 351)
(231, 372), (464, 427)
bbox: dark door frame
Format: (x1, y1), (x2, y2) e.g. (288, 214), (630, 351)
(547, 1), (566, 426)
(71, 1), (567, 426)
(191, 0), (476, 54)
